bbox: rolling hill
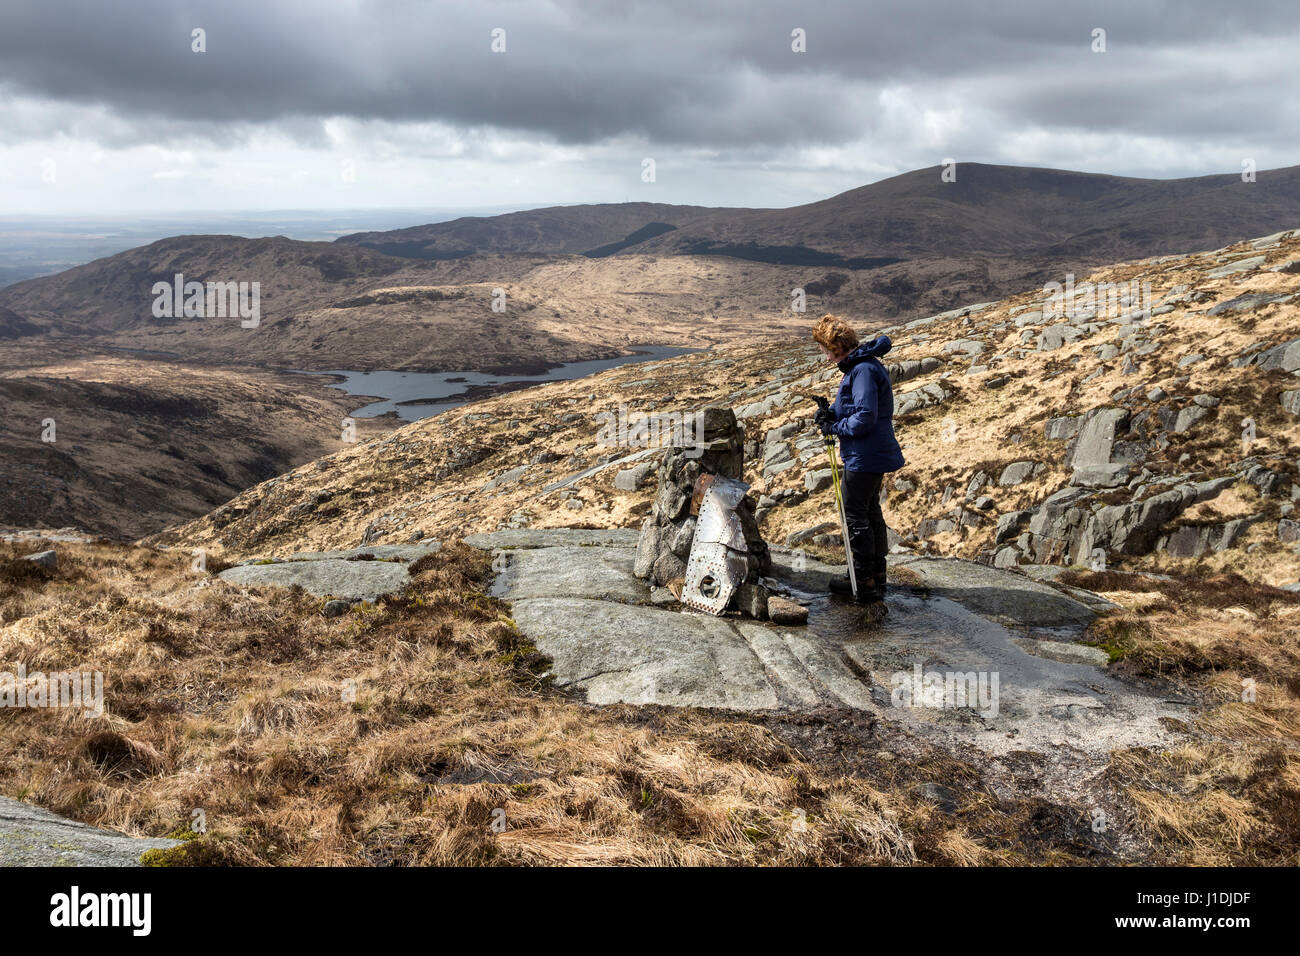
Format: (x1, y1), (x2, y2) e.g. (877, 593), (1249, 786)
(338, 163), (1300, 266)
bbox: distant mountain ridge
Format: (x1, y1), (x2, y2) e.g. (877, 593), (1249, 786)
(337, 163), (1300, 267)
(7, 162), (1300, 378)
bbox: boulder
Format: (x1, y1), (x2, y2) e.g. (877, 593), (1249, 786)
(1210, 292), (1292, 317)
(895, 382), (950, 416)
(1159, 517), (1260, 558)
(1026, 487), (1097, 562)
(767, 596), (809, 626)
(1044, 416), (1081, 440)
(998, 461), (1039, 487)
(941, 338), (985, 357)
(994, 510), (1031, 544)
(613, 462), (655, 491)
(765, 422), (801, 444)
(786, 522), (839, 546)
(804, 469), (833, 492)
(763, 458), (797, 480)
(1243, 464), (1285, 496)
(1037, 325), (1085, 351)
(1066, 408), (1130, 469)
(322, 599), (351, 618)
(218, 559), (411, 602)
(482, 465), (529, 490)
(1171, 404), (1213, 433)
(887, 357), (944, 384)
(1205, 256), (1266, 278)
(1255, 337), (1300, 374)
(1071, 463), (1131, 488)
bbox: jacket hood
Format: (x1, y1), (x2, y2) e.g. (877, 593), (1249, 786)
(837, 335), (892, 372)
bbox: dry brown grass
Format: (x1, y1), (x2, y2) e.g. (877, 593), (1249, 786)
(1071, 571), (1300, 865)
(6, 534), (1296, 865)
(0, 537), (1026, 867)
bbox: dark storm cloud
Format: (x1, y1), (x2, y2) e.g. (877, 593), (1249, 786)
(1, 0), (1297, 151)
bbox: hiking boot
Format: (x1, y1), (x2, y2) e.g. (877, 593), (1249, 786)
(830, 575), (886, 606)
(858, 600), (889, 628)
(829, 566), (872, 594)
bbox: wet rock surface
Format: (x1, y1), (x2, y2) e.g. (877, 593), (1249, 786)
(468, 528), (1189, 761)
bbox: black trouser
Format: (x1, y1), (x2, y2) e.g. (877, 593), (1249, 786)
(841, 469), (888, 597)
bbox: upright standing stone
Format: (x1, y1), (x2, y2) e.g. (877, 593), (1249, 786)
(634, 406), (770, 590)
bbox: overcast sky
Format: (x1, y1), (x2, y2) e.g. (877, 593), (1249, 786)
(1, 0), (1296, 215)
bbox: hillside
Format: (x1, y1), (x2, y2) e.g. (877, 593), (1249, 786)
(337, 202), (730, 258)
(6, 226), (1300, 867)
(340, 163), (1300, 266)
(0, 232), (1007, 538)
(9, 164), (1300, 382)
(152, 227), (1300, 592)
(0, 238), (841, 372)
(0, 357), (391, 538)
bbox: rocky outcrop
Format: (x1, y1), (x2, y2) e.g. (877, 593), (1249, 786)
(0, 797), (179, 867)
(1065, 407), (1132, 487)
(468, 527), (1188, 761)
(895, 381), (953, 416)
(219, 559), (413, 603)
(1013, 473), (1250, 565)
(216, 540), (441, 604)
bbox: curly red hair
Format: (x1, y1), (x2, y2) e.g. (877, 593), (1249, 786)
(811, 313), (859, 355)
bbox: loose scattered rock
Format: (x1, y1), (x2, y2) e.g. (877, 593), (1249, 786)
(322, 599), (352, 618)
(767, 595), (809, 626)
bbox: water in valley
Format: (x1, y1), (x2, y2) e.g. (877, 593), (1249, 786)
(293, 345), (699, 421)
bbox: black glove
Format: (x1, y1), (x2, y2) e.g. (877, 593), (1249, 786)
(813, 408), (835, 436)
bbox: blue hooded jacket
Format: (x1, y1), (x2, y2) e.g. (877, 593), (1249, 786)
(828, 335), (906, 474)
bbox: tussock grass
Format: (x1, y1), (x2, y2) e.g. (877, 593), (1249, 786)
(6, 535), (1295, 865)
(1, 538), (990, 866)
(1075, 568), (1300, 865)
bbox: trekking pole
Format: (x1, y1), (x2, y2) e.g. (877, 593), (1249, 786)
(809, 396), (858, 599)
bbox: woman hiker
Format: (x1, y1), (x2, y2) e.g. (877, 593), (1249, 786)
(810, 313), (905, 611)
